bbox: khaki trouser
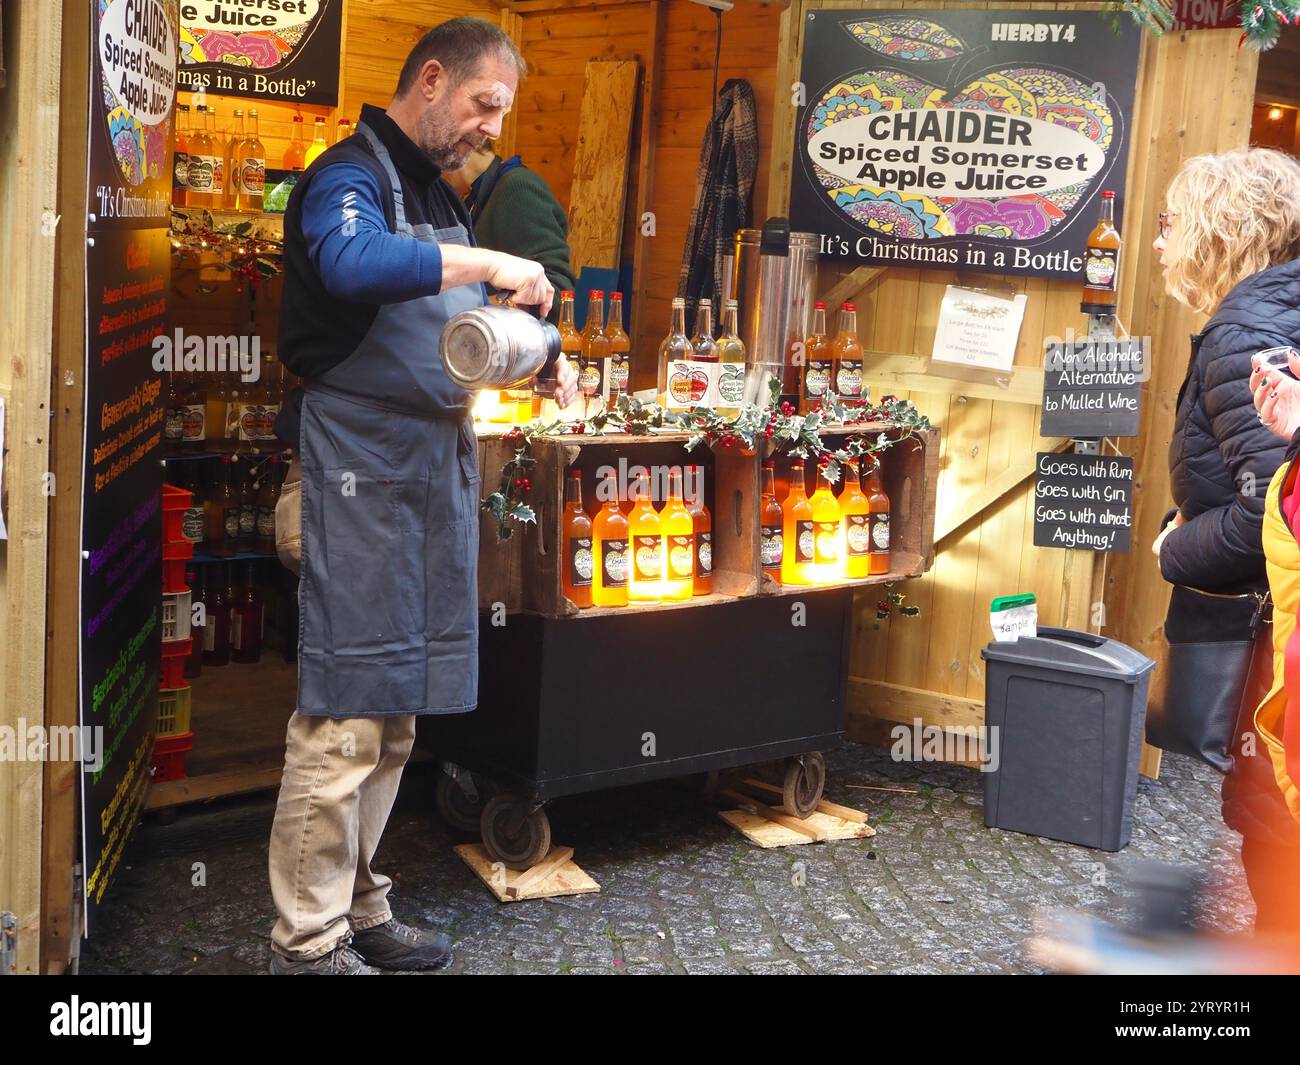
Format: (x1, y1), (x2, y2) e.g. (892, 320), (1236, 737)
(269, 711), (417, 959)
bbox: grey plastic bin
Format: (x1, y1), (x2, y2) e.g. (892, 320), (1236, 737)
(980, 627), (1155, 852)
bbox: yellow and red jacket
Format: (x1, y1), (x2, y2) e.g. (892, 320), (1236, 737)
(1258, 453), (1300, 822)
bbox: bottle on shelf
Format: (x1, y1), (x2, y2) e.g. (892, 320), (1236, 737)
(236, 459), (258, 553)
(687, 466), (712, 597)
(1081, 189), (1121, 314)
(606, 292), (631, 408)
(592, 470), (629, 608)
(204, 369), (229, 451)
(205, 455), (238, 557)
(833, 302), (865, 406)
(222, 108), (245, 210)
(208, 108), (225, 206)
(173, 103), (190, 207)
(283, 113), (307, 171)
(545, 290), (583, 421)
(186, 103), (215, 208)
(627, 469), (663, 602)
(230, 562), (264, 664)
(336, 117), (353, 144)
(164, 370), (186, 450)
(661, 467), (695, 602)
(255, 456), (282, 555)
(715, 299), (746, 418)
(262, 352), (284, 442)
(224, 380), (243, 447)
(657, 297), (697, 412)
(180, 369), (206, 450)
(177, 463), (206, 548)
(802, 300), (835, 411)
(578, 290), (611, 418)
(760, 460), (783, 582)
(561, 469), (593, 609)
(304, 116), (330, 167)
(809, 464), (843, 580)
(202, 562), (232, 666)
(865, 456), (891, 575)
(781, 459), (814, 586)
(838, 459), (872, 579)
(185, 565), (203, 679)
(690, 298), (719, 408)
(233, 108), (265, 212)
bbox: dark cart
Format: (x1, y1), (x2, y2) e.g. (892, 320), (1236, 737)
(419, 587), (853, 868)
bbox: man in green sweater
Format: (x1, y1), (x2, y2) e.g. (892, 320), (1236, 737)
(446, 142), (576, 322)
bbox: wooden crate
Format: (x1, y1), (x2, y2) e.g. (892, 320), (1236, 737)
(758, 424), (939, 597)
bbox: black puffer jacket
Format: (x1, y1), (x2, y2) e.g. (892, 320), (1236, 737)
(1162, 258), (1300, 593)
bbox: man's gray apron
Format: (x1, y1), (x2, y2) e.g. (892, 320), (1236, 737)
(297, 122), (482, 717)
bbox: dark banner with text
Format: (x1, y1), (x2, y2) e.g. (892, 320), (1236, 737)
(178, 0), (342, 105)
(790, 9), (1141, 279)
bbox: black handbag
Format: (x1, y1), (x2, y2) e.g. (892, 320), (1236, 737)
(1146, 584), (1271, 772)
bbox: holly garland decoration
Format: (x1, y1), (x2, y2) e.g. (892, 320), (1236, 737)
(1239, 0), (1300, 48)
(481, 384), (932, 542)
(1108, 0), (1176, 36)
(876, 585), (921, 622)
(169, 207), (283, 292)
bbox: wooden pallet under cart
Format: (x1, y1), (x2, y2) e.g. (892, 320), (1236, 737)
(718, 778), (876, 848)
(455, 843), (600, 902)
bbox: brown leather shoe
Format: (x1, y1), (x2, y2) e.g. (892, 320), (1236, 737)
(268, 942), (380, 975)
(350, 918), (453, 972)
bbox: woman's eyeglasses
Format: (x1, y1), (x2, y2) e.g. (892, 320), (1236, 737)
(1158, 211), (1178, 240)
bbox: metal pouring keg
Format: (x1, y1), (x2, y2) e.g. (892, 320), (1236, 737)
(440, 298), (562, 390)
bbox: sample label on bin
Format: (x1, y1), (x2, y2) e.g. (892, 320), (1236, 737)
(1033, 452), (1133, 552)
(601, 538), (628, 587)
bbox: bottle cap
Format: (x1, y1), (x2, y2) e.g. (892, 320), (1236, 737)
(589, 289), (604, 299)
(611, 291), (623, 300)
(842, 302), (856, 311)
(1102, 190), (1114, 199)
(292, 114), (303, 123)
(561, 290), (574, 298)
(763, 460), (775, 468)
(814, 300), (826, 309)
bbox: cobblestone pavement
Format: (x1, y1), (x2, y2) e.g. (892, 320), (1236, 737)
(81, 745), (1254, 974)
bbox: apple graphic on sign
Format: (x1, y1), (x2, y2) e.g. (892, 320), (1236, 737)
(806, 15), (1117, 243)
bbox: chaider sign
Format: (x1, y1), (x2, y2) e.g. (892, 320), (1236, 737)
(178, 0), (341, 105)
(790, 10), (1140, 279)
(82, 0), (177, 932)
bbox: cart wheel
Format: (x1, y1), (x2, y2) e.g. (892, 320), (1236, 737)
(480, 794), (552, 871)
(435, 771), (491, 834)
(782, 752), (826, 820)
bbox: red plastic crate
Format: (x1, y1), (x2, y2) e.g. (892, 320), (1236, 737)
(152, 731), (193, 782)
(163, 553), (193, 594)
(162, 484), (192, 545)
(162, 536), (194, 561)
(161, 636), (192, 689)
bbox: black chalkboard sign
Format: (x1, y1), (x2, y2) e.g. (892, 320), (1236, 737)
(1033, 452), (1133, 552)
(1040, 338), (1145, 438)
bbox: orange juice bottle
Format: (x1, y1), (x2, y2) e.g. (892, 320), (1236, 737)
(781, 460), (813, 585)
(810, 465), (842, 581)
(628, 470), (663, 602)
(866, 457), (891, 575)
(561, 469), (593, 608)
(592, 471), (629, 607)
(838, 460), (871, 579)
(802, 300), (835, 412)
(661, 467), (695, 601)
(687, 466), (712, 596)
(833, 302), (864, 406)
(760, 461), (784, 582)
(606, 292), (631, 407)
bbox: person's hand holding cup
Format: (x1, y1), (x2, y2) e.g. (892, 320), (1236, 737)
(1250, 346), (1300, 440)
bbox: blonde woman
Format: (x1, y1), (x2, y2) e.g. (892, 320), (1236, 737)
(1153, 147), (1300, 935)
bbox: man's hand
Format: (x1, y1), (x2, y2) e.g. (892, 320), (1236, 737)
(553, 354), (579, 409)
(1250, 350), (1300, 441)
(485, 251), (554, 318)
(1151, 510), (1184, 558)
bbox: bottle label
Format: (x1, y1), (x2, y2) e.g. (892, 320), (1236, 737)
(633, 534), (662, 580)
(224, 508), (240, 539)
(257, 505), (275, 538)
(230, 610), (242, 651)
(696, 530), (713, 575)
(871, 512), (891, 553)
(796, 519), (815, 564)
(182, 506), (206, 544)
(173, 151), (190, 189)
(664, 361), (715, 409)
(805, 362), (832, 399)
(239, 504), (257, 536)
(164, 406), (185, 442)
(203, 617), (216, 652)
(815, 520), (840, 563)
(1085, 247), (1119, 290)
(187, 156), (216, 192)
(761, 524), (783, 567)
(668, 534), (694, 578)
(718, 365), (745, 406)
(212, 156), (225, 193)
(569, 535), (594, 588)
(601, 538), (628, 588)
(845, 513), (871, 557)
(609, 354), (630, 394)
(236, 402), (280, 442)
(181, 404), (206, 443)
(837, 360), (864, 397)
(579, 357), (606, 397)
(238, 156), (265, 194)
